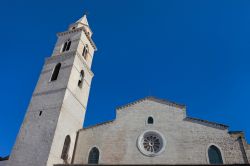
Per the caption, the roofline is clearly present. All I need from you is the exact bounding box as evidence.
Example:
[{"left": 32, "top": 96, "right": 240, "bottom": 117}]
[
  {"left": 116, "top": 96, "right": 186, "bottom": 110},
  {"left": 184, "top": 117, "right": 229, "bottom": 130},
  {"left": 80, "top": 116, "right": 229, "bottom": 131},
  {"left": 228, "top": 131, "right": 243, "bottom": 134},
  {"left": 80, "top": 120, "right": 114, "bottom": 131},
  {"left": 80, "top": 97, "right": 230, "bottom": 132}
]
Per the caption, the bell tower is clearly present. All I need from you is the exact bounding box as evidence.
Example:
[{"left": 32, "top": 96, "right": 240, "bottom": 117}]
[{"left": 8, "top": 14, "right": 97, "bottom": 166}]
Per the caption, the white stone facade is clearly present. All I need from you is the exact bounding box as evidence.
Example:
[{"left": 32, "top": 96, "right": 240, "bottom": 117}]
[{"left": 72, "top": 97, "right": 250, "bottom": 165}]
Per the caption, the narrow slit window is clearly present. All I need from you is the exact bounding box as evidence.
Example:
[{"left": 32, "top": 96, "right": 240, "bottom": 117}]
[
  {"left": 66, "top": 41, "right": 71, "bottom": 51},
  {"left": 62, "top": 42, "right": 67, "bottom": 52},
  {"left": 51, "top": 63, "right": 61, "bottom": 81},
  {"left": 78, "top": 70, "right": 84, "bottom": 88},
  {"left": 39, "top": 111, "right": 43, "bottom": 116},
  {"left": 147, "top": 116, "right": 154, "bottom": 124},
  {"left": 61, "top": 135, "right": 71, "bottom": 162},
  {"left": 82, "top": 44, "right": 89, "bottom": 60}
]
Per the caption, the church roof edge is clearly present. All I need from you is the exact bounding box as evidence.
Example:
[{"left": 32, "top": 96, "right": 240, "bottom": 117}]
[
  {"left": 80, "top": 120, "right": 115, "bottom": 131},
  {"left": 184, "top": 117, "right": 229, "bottom": 129},
  {"left": 116, "top": 96, "right": 186, "bottom": 110},
  {"left": 228, "top": 131, "right": 243, "bottom": 134}
]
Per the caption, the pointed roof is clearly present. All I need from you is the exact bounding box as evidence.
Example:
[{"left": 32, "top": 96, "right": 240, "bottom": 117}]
[
  {"left": 76, "top": 14, "right": 89, "bottom": 26},
  {"left": 116, "top": 96, "right": 186, "bottom": 110}
]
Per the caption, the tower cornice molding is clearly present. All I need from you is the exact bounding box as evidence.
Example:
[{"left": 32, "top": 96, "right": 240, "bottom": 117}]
[{"left": 57, "top": 27, "right": 97, "bottom": 51}]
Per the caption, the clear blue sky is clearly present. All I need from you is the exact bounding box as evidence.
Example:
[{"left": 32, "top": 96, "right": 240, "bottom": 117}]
[{"left": 0, "top": 0, "right": 250, "bottom": 157}]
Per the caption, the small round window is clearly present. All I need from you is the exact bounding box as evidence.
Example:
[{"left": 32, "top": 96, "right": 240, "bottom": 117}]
[{"left": 137, "top": 130, "right": 166, "bottom": 157}]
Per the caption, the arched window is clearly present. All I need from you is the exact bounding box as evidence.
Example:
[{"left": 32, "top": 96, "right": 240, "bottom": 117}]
[
  {"left": 82, "top": 44, "right": 89, "bottom": 60},
  {"left": 61, "top": 135, "right": 71, "bottom": 162},
  {"left": 66, "top": 41, "right": 71, "bottom": 51},
  {"left": 88, "top": 147, "right": 99, "bottom": 164},
  {"left": 62, "top": 40, "right": 71, "bottom": 52},
  {"left": 62, "top": 42, "right": 67, "bottom": 52},
  {"left": 50, "top": 63, "right": 61, "bottom": 81},
  {"left": 147, "top": 116, "right": 154, "bottom": 124},
  {"left": 78, "top": 70, "right": 84, "bottom": 88},
  {"left": 208, "top": 145, "right": 223, "bottom": 164}
]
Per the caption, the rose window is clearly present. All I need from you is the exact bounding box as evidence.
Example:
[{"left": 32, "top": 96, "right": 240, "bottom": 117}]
[
  {"left": 137, "top": 130, "right": 166, "bottom": 156},
  {"left": 143, "top": 133, "right": 161, "bottom": 153}
]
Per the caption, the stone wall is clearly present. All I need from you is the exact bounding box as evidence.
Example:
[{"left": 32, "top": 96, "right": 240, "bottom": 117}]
[
  {"left": 0, "top": 161, "right": 7, "bottom": 166},
  {"left": 72, "top": 98, "right": 249, "bottom": 165}
]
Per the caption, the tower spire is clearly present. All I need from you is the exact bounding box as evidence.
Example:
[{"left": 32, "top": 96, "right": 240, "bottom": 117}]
[
  {"left": 68, "top": 13, "right": 93, "bottom": 36},
  {"left": 76, "top": 13, "right": 89, "bottom": 26}
]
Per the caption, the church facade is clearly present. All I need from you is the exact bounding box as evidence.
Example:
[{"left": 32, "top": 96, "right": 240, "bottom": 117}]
[
  {"left": 4, "top": 15, "right": 250, "bottom": 166},
  {"left": 71, "top": 96, "right": 250, "bottom": 165}
]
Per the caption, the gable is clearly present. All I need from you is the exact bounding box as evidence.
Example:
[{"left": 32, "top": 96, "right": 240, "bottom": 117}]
[
  {"left": 115, "top": 96, "right": 187, "bottom": 125},
  {"left": 116, "top": 96, "right": 186, "bottom": 111},
  {"left": 82, "top": 96, "right": 229, "bottom": 131}
]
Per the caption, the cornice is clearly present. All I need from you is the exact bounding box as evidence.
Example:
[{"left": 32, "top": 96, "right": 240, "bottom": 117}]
[
  {"left": 184, "top": 117, "right": 229, "bottom": 130},
  {"left": 79, "top": 120, "right": 114, "bottom": 131},
  {"left": 57, "top": 27, "right": 97, "bottom": 51},
  {"left": 78, "top": 97, "right": 230, "bottom": 133},
  {"left": 116, "top": 96, "right": 186, "bottom": 110}
]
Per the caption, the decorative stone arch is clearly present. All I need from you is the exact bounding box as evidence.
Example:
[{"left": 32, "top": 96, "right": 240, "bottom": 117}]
[
  {"left": 61, "top": 135, "right": 71, "bottom": 163},
  {"left": 206, "top": 143, "right": 225, "bottom": 164}
]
